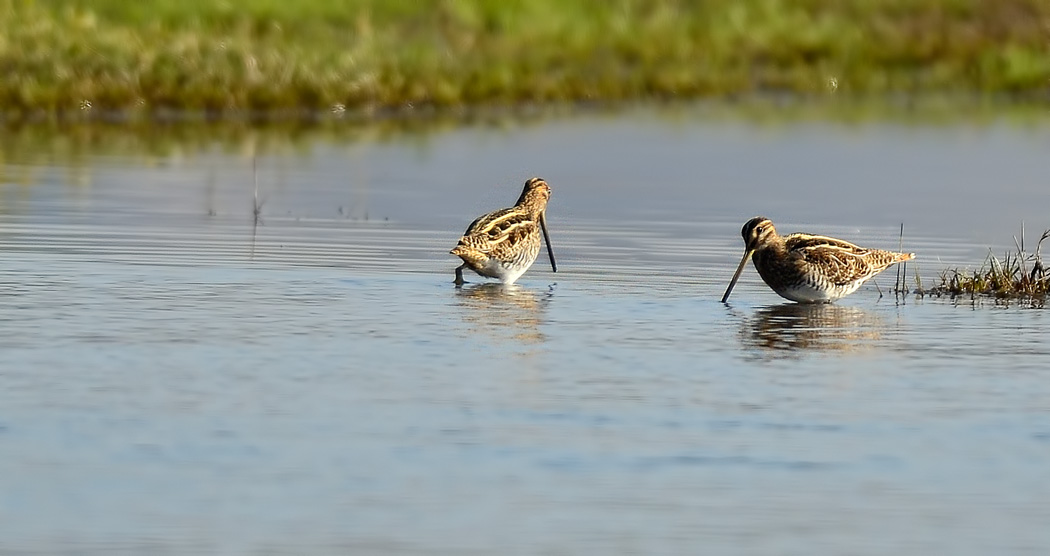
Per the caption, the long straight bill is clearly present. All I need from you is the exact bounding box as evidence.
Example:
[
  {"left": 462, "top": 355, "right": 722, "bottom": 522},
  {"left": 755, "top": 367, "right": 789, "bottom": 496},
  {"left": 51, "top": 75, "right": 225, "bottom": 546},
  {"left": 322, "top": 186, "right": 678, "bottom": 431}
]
[
  {"left": 721, "top": 250, "right": 753, "bottom": 303},
  {"left": 539, "top": 212, "right": 557, "bottom": 272}
]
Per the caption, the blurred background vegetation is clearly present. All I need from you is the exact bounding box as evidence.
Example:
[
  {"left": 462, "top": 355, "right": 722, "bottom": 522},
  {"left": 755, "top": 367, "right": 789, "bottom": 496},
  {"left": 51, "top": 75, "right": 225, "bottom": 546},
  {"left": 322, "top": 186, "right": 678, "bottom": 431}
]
[{"left": 1, "top": 0, "right": 1048, "bottom": 121}]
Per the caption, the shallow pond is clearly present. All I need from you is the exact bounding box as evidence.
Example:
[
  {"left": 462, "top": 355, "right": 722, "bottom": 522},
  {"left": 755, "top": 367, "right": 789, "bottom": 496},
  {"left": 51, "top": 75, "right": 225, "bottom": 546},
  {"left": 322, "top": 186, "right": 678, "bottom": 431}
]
[{"left": 1, "top": 106, "right": 1049, "bottom": 554}]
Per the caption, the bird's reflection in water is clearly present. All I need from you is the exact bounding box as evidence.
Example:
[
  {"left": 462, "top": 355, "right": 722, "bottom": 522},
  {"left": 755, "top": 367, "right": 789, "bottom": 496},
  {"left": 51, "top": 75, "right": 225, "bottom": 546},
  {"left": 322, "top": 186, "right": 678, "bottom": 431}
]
[
  {"left": 454, "top": 283, "right": 550, "bottom": 345},
  {"left": 740, "top": 303, "right": 886, "bottom": 355}
]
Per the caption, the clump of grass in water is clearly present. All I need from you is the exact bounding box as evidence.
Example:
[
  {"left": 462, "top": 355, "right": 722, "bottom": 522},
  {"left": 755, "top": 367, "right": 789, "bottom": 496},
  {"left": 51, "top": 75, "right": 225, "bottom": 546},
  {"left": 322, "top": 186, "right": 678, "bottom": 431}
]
[{"left": 928, "top": 226, "right": 1050, "bottom": 303}]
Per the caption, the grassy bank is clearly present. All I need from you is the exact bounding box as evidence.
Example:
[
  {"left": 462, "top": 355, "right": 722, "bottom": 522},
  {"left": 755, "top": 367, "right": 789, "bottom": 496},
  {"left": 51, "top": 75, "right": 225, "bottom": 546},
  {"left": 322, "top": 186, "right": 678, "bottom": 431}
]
[{"left": 2, "top": 0, "right": 1049, "bottom": 120}]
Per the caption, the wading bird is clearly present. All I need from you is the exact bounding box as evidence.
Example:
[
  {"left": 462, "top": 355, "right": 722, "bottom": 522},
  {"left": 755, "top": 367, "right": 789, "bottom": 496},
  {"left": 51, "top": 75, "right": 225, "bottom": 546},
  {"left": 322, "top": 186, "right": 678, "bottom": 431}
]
[
  {"left": 722, "top": 216, "right": 914, "bottom": 303},
  {"left": 451, "top": 177, "right": 557, "bottom": 285}
]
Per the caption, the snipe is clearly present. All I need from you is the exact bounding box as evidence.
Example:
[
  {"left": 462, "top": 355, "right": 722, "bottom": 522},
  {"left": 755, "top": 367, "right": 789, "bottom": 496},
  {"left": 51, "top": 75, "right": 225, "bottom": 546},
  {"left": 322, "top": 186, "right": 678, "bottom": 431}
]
[
  {"left": 722, "top": 217, "right": 914, "bottom": 303},
  {"left": 451, "top": 177, "right": 557, "bottom": 285}
]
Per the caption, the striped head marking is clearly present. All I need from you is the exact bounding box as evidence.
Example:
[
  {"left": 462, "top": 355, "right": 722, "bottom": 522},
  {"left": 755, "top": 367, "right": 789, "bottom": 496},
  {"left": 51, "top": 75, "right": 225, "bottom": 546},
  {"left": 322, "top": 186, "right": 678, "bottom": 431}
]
[
  {"left": 742, "top": 216, "right": 776, "bottom": 251},
  {"left": 723, "top": 216, "right": 775, "bottom": 303},
  {"left": 515, "top": 177, "right": 551, "bottom": 212}
]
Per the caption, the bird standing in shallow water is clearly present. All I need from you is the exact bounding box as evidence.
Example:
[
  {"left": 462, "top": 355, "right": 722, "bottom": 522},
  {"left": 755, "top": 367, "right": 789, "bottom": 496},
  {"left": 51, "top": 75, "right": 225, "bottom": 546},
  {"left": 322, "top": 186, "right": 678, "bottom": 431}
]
[
  {"left": 451, "top": 177, "right": 557, "bottom": 285},
  {"left": 722, "top": 216, "right": 915, "bottom": 303}
]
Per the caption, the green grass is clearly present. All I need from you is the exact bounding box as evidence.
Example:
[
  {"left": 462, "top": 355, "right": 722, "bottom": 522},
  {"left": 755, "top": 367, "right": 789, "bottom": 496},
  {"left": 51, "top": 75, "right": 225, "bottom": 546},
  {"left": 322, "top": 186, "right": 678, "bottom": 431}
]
[
  {"left": 1, "top": 0, "right": 1049, "bottom": 119},
  {"left": 926, "top": 228, "right": 1050, "bottom": 304}
]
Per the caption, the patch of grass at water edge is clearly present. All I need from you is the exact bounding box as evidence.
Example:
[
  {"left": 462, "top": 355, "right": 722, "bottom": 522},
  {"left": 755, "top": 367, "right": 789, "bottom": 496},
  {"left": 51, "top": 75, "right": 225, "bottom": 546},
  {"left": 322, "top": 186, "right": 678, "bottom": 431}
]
[
  {"left": 2, "top": 0, "right": 1049, "bottom": 120},
  {"left": 925, "top": 228, "right": 1050, "bottom": 303}
]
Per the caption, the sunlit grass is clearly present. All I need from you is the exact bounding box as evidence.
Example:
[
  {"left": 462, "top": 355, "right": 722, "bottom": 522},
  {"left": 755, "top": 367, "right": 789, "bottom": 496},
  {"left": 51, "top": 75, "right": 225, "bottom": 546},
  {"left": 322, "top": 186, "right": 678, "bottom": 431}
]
[
  {"left": 1, "top": 0, "right": 1048, "bottom": 120},
  {"left": 927, "top": 227, "right": 1050, "bottom": 303}
]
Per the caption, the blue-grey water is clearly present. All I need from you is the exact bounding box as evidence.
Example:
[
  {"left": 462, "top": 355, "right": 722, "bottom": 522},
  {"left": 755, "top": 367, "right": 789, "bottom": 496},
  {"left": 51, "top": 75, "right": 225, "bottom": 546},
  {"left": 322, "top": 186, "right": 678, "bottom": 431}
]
[{"left": 1, "top": 107, "right": 1049, "bottom": 554}]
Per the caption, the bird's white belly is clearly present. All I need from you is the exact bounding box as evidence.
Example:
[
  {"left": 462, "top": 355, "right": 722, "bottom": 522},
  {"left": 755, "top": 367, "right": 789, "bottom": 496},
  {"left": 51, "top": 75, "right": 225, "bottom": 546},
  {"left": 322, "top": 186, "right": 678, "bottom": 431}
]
[
  {"left": 775, "top": 281, "right": 863, "bottom": 303},
  {"left": 475, "top": 259, "right": 530, "bottom": 285}
]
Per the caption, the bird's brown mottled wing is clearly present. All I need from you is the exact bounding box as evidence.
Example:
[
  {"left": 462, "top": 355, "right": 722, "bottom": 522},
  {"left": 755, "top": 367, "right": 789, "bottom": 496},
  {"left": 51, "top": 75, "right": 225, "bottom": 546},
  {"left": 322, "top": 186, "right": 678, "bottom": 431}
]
[
  {"left": 457, "top": 208, "right": 538, "bottom": 257},
  {"left": 462, "top": 207, "right": 518, "bottom": 236},
  {"left": 785, "top": 233, "right": 900, "bottom": 285}
]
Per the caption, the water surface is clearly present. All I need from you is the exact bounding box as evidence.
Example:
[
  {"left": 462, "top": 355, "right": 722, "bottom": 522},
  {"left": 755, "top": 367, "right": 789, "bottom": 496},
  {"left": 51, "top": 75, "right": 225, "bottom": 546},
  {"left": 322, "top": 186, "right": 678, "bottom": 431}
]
[{"left": 1, "top": 107, "right": 1049, "bottom": 555}]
